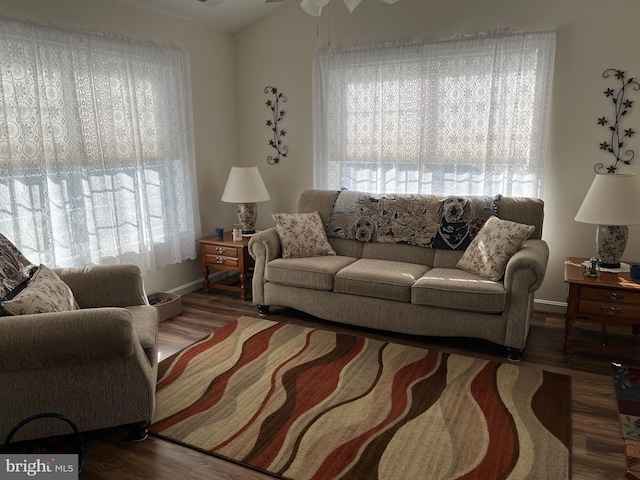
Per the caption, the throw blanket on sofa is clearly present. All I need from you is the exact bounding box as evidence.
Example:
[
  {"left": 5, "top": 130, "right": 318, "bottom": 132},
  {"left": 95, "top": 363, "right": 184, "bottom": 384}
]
[{"left": 326, "top": 191, "right": 500, "bottom": 250}]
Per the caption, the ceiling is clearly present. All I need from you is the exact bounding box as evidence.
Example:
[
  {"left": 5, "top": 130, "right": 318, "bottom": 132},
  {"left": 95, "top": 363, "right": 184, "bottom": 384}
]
[{"left": 114, "top": 0, "right": 285, "bottom": 33}]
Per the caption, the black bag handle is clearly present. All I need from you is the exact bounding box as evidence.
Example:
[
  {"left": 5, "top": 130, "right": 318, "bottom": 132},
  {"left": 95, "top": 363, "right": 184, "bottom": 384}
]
[{"left": 4, "top": 412, "right": 85, "bottom": 474}]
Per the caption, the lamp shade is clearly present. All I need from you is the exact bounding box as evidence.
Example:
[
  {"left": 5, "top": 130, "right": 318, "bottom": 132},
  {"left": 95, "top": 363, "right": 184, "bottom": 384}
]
[
  {"left": 221, "top": 166, "right": 270, "bottom": 204},
  {"left": 575, "top": 173, "right": 640, "bottom": 226}
]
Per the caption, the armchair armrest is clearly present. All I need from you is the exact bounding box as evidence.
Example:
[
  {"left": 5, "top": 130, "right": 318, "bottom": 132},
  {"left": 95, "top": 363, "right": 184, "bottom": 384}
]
[
  {"left": 503, "top": 239, "right": 549, "bottom": 292},
  {"left": 248, "top": 228, "right": 282, "bottom": 305},
  {"left": 54, "top": 264, "right": 148, "bottom": 308},
  {"left": 0, "top": 308, "right": 138, "bottom": 371}
]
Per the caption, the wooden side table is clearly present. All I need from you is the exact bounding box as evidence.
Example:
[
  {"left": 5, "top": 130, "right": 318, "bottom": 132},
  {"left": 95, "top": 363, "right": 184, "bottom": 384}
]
[
  {"left": 564, "top": 256, "right": 640, "bottom": 357},
  {"left": 197, "top": 233, "right": 254, "bottom": 300}
]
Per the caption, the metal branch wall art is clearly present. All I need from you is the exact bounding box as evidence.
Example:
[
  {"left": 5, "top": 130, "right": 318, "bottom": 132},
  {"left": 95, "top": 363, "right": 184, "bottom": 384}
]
[
  {"left": 596, "top": 68, "right": 640, "bottom": 173},
  {"left": 265, "top": 86, "right": 288, "bottom": 165}
]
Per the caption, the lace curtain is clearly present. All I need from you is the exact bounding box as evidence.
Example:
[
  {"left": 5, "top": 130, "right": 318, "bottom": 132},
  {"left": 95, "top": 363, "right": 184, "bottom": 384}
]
[
  {"left": 0, "top": 17, "right": 201, "bottom": 273},
  {"left": 313, "top": 30, "right": 556, "bottom": 198}
]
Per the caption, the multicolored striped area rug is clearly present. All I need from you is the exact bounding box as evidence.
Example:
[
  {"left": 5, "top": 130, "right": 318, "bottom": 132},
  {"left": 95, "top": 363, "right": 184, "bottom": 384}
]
[
  {"left": 612, "top": 363, "right": 640, "bottom": 480},
  {"left": 151, "top": 316, "right": 571, "bottom": 480}
]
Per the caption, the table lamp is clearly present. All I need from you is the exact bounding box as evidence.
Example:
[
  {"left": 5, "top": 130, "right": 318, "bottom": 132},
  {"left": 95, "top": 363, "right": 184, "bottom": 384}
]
[
  {"left": 574, "top": 173, "right": 640, "bottom": 268},
  {"left": 221, "top": 166, "right": 270, "bottom": 235}
]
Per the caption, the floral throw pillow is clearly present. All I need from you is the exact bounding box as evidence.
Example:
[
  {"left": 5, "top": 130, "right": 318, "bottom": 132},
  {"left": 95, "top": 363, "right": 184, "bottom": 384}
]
[
  {"left": 1, "top": 264, "right": 79, "bottom": 315},
  {"left": 272, "top": 212, "right": 337, "bottom": 259},
  {"left": 0, "top": 232, "right": 34, "bottom": 299},
  {"left": 456, "top": 216, "right": 535, "bottom": 281}
]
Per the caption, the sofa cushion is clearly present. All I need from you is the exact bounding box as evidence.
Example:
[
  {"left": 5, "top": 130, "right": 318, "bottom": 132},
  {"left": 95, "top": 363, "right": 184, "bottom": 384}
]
[
  {"left": 412, "top": 268, "right": 506, "bottom": 313},
  {"left": 329, "top": 237, "right": 364, "bottom": 259},
  {"left": 334, "top": 259, "right": 429, "bottom": 302},
  {"left": 1, "top": 265, "right": 79, "bottom": 315},
  {"left": 362, "top": 242, "right": 435, "bottom": 265},
  {"left": 272, "top": 211, "right": 336, "bottom": 259},
  {"left": 266, "top": 256, "right": 358, "bottom": 291},
  {"left": 456, "top": 216, "right": 535, "bottom": 281},
  {"left": 433, "top": 249, "right": 465, "bottom": 269}
]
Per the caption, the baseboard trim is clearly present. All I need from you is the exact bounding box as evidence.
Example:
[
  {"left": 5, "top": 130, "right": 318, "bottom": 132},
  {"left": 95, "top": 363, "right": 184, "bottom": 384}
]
[
  {"left": 534, "top": 299, "right": 567, "bottom": 314},
  {"left": 166, "top": 271, "right": 231, "bottom": 296}
]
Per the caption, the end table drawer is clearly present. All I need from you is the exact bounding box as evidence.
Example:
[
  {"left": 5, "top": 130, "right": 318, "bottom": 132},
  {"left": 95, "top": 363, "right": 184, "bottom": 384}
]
[
  {"left": 581, "top": 286, "right": 640, "bottom": 305},
  {"left": 203, "top": 244, "right": 240, "bottom": 258},
  {"left": 578, "top": 299, "right": 640, "bottom": 319},
  {"left": 204, "top": 254, "right": 239, "bottom": 267}
]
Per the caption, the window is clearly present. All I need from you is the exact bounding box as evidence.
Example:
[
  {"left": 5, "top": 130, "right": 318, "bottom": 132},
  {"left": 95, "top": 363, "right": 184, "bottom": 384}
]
[
  {"left": 313, "top": 30, "right": 556, "bottom": 198},
  {"left": 0, "top": 17, "right": 201, "bottom": 272}
]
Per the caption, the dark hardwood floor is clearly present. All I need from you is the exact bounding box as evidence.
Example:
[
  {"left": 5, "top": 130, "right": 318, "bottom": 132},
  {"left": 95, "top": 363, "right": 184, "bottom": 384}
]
[{"left": 80, "top": 281, "right": 635, "bottom": 479}]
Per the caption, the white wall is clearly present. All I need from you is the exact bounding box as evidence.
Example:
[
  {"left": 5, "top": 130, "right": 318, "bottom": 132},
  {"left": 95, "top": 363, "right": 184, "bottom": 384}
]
[
  {"left": 5, "top": 0, "right": 640, "bottom": 309},
  {"left": 235, "top": 0, "right": 640, "bottom": 311},
  {"left": 0, "top": 0, "right": 240, "bottom": 295}
]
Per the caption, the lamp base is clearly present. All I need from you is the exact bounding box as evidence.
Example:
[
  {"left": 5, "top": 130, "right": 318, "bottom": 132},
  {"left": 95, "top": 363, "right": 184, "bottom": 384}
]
[
  {"left": 596, "top": 224, "right": 628, "bottom": 269},
  {"left": 237, "top": 203, "right": 257, "bottom": 235},
  {"left": 598, "top": 261, "right": 622, "bottom": 269}
]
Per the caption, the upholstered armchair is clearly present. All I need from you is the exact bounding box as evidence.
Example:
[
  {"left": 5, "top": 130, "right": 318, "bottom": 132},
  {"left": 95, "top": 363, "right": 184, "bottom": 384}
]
[{"left": 0, "top": 264, "right": 158, "bottom": 442}]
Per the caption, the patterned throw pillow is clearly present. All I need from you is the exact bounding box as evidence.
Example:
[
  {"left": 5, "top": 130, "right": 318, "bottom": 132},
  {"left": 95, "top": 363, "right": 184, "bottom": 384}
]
[
  {"left": 0, "top": 232, "right": 34, "bottom": 299},
  {"left": 272, "top": 212, "right": 337, "bottom": 259},
  {"left": 456, "top": 216, "right": 535, "bottom": 281},
  {"left": 1, "top": 264, "right": 79, "bottom": 315}
]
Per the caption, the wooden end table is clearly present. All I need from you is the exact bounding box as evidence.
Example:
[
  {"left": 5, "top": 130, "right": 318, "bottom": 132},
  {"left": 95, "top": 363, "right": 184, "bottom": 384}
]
[
  {"left": 197, "top": 233, "right": 254, "bottom": 301},
  {"left": 564, "top": 256, "right": 640, "bottom": 357}
]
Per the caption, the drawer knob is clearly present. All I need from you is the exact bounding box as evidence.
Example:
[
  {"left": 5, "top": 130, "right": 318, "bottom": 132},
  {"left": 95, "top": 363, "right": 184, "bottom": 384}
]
[
  {"left": 601, "top": 305, "right": 623, "bottom": 315},
  {"left": 215, "top": 257, "right": 226, "bottom": 264},
  {"left": 216, "top": 247, "right": 226, "bottom": 254},
  {"left": 602, "top": 291, "right": 624, "bottom": 301}
]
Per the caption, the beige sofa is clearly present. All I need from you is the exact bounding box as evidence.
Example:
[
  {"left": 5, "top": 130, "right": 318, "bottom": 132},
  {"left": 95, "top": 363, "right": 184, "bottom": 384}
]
[
  {"left": 249, "top": 189, "right": 549, "bottom": 361},
  {"left": 0, "top": 264, "right": 158, "bottom": 442}
]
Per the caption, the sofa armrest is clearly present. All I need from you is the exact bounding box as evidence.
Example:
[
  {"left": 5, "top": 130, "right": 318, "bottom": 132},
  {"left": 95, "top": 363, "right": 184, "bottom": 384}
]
[
  {"left": 54, "top": 264, "right": 148, "bottom": 308},
  {"left": 248, "top": 228, "right": 282, "bottom": 263},
  {"left": 248, "top": 228, "right": 282, "bottom": 305},
  {"left": 0, "top": 308, "right": 137, "bottom": 371},
  {"left": 503, "top": 239, "right": 549, "bottom": 292}
]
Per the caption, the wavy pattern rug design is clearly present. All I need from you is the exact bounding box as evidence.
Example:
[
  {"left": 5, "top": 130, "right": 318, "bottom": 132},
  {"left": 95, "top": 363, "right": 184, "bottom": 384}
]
[
  {"left": 612, "top": 363, "right": 640, "bottom": 480},
  {"left": 151, "top": 316, "right": 571, "bottom": 480}
]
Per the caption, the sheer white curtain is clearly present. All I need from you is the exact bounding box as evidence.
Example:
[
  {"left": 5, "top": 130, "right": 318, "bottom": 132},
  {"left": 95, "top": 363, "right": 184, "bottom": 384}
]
[
  {"left": 0, "top": 17, "right": 201, "bottom": 273},
  {"left": 313, "top": 29, "right": 556, "bottom": 198}
]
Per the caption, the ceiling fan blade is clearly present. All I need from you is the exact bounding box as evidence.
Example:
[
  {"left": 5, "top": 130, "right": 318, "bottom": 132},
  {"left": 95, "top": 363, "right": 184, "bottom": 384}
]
[
  {"left": 342, "top": 0, "right": 363, "bottom": 13},
  {"left": 379, "top": 0, "right": 401, "bottom": 3},
  {"left": 265, "top": 0, "right": 286, "bottom": 3}
]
